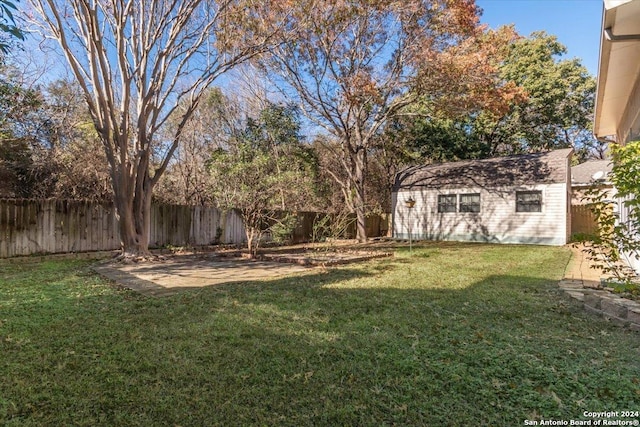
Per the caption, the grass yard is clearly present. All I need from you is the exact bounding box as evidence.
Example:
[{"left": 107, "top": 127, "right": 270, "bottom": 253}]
[{"left": 1, "top": 243, "right": 640, "bottom": 426}]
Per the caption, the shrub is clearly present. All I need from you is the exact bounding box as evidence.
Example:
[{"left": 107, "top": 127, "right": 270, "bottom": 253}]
[{"left": 583, "top": 141, "right": 640, "bottom": 283}]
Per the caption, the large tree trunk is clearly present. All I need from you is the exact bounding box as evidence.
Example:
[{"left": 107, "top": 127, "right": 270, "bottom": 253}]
[
  {"left": 353, "top": 190, "right": 367, "bottom": 243},
  {"left": 110, "top": 145, "right": 155, "bottom": 259},
  {"left": 115, "top": 196, "right": 152, "bottom": 258},
  {"left": 31, "top": 0, "right": 284, "bottom": 261},
  {"left": 352, "top": 146, "right": 368, "bottom": 243}
]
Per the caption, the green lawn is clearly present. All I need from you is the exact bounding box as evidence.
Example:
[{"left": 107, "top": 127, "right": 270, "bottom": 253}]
[{"left": 1, "top": 243, "right": 639, "bottom": 426}]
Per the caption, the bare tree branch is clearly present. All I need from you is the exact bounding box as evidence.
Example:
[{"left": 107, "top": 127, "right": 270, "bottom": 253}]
[{"left": 27, "top": 0, "right": 288, "bottom": 256}]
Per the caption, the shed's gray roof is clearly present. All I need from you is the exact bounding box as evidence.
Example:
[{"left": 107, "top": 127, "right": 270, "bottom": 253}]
[
  {"left": 571, "top": 160, "right": 612, "bottom": 185},
  {"left": 394, "top": 148, "right": 573, "bottom": 191}
]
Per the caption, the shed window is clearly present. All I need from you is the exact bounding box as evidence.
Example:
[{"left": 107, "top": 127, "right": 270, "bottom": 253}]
[
  {"left": 437, "top": 195, "right": 457, "bottom": 213},
  {"left": 459, "top": 193, "right": 480, "bottom": 213},
  {"left": 516, "top": 191, "right": 542, "bottom": 212}
]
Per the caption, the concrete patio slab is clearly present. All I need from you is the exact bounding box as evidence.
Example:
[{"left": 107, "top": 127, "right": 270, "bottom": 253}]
[{"left": 93, "top": 255, "right": 315, "bottom": 297}]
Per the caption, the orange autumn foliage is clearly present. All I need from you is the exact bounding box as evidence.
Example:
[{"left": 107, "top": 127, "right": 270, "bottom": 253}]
[{"left": 232, "top": 0, "right": 525, "bottom": 241}]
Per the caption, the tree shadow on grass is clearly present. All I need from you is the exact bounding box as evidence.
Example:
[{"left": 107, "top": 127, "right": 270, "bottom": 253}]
[
  {"left": 162, "top": 273, "right": 640, "bottom": 425},
  {"left": 2, "top": 255, "right": 640, "bottom": 426}
]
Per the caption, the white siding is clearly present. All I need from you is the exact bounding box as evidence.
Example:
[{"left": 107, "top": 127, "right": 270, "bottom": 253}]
[
  {"left": 393, "top": 183, "right": 569, "bottom": 246},
  {"left": 616, "top": 194, "right": 640, "bottom": 274},
  {"left": 619, "top": 73, "right": 640, "bottom": 274}
]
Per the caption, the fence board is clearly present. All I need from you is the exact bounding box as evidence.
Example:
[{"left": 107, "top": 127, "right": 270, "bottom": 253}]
[
  {"left": 0, "top": 199, "right": 245, "bottom": 257},
  {"left": 571, "top": 204, "right": 597, "bottom": 236},
  {"left": 55, "top": 200, "right": 63, "bottom": 253},
  {"left": 0, "top": 202, "right": 6, "bottom": 257},
  {"left": 192, "top": 205, "right": 201, "bottom": 245},
  {"left": 0, "top": 199, "right": 387, "bottom": 258},
  {"left": 8, "top": 202, "right": 15, "bottom": 257}
]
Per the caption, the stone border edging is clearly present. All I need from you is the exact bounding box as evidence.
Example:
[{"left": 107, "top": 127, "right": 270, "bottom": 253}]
[
  {"left": 216, "top": 250, "right": 393, "bottom": 266},
  {"left": 259, "top": 251, "right": 393, "bottom": 266},
  {"left": 559, "top": 279, "right": 640, "bottom": 331},
  {"left": 0, "top": 245, "right": 233, "bottom": 264},
  {"left": 0, "top": 250, "right": 121, "bottom": 264}
]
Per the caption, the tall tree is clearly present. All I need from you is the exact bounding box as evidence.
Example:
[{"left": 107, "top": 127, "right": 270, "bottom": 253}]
[
  {"left": 378, "top": 31, "right": 598, "bottom": 184},
  {"left": 209, "top": 102, "right": 318, "bottom": 257},
  {"left": 259, "top": 0, "right": 518, "bottom": 241},
  {"left": 45, "top": 78, "right": 113, "bottom": 201},
  {"left": 0, "top": 64, "right": 57, "bottom": 197},
  {"left": 28, "top": 0, "right": 287, "bottom": 258},
  {"left": 155, "top": 87, "right": 242, "bottom": 206},
  {"left": 477, "top": 31, "right": 597, "bottom": 155}
]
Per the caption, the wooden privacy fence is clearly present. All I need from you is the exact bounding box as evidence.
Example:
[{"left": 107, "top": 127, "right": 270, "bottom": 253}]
[
  {"left": 571, "top": 204, "right": 598, "bottom": 236},
  {"left": 0, "top": 199, "right": 245, "bottom": 258},
  {"left": 287, "top": 212, "right": 389, "bottom": 243},
  {"left": 0, "top": 199, "right": 389, "bottom": 258}
]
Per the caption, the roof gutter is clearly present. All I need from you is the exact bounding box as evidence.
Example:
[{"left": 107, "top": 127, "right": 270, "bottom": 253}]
[
  {"left": 597, "top": 136, "right": 617, "bottom": 144},
  {"left": 594, "top": 0, "right": 640, "bottom": 139},
  {"left": 604, "top": 27, "right": 640, "bottom": 42}
]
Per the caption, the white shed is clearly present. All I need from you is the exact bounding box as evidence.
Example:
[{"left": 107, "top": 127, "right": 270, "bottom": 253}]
[{"left": 392, "top": 148, "right": 573, "bottom": 246}]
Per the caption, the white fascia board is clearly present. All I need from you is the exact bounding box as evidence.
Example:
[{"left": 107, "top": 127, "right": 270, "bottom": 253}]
[
  {"left": 605, "top": 0, "right": 634, "bottom": 9},
  {"left": 595, "top": 0, "right": 640, "bottom": 139}
]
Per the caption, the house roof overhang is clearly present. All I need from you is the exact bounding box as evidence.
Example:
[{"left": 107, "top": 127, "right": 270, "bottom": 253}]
[{"left": 594, "top": 0, "right": 640, "bottom": 140}]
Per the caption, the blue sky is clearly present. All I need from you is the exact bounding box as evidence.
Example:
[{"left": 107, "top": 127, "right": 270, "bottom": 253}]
[{"left": 477, "top": 0, "right": 603, "bottom": 76}]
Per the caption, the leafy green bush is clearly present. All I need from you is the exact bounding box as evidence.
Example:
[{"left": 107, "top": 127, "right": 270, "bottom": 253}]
[
  {"left": 583, "top": 141, "right": 640, "bottom": 284},
  {"left": 269, "top": 213, "right": 298, "bottom": 244},
  {"left": 570, "top": 232, "right": 597, "bottom": 243}
]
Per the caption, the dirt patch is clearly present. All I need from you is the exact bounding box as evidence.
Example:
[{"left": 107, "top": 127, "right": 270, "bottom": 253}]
[
  {"left": 93, "top": 254, "right": 314, "bottom": 297},
  {"left": 216, "top": 240, "right": 395, "bottom": 266},
  {"left": 257, "top": 249, "right": 392, "bottom": 266},
  {"left": 92, "top": 242, "right": 395, "bottom": 296}
]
